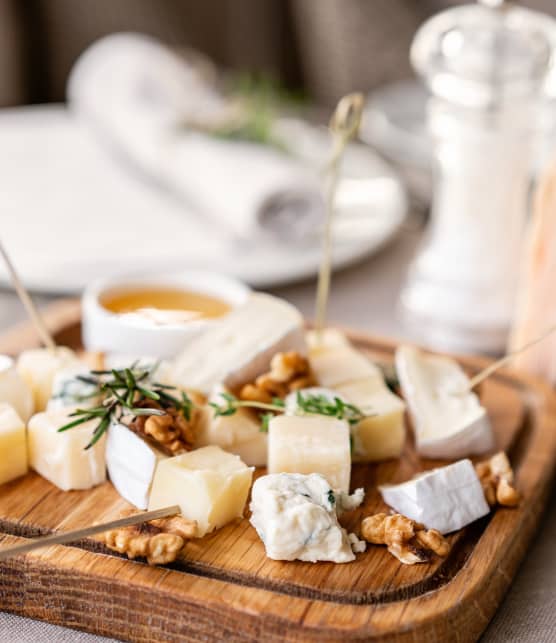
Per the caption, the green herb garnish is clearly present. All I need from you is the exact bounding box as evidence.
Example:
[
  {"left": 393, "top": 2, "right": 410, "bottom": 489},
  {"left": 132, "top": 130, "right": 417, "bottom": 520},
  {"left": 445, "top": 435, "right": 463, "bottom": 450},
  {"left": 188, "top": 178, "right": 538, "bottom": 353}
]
[{"left": 327, "top": 489, "right": 336, "bottom": 506}]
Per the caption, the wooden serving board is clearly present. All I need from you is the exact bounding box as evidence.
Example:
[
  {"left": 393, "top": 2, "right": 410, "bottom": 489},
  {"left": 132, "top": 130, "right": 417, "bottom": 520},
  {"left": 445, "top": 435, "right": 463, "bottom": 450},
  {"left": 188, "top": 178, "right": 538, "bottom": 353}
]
[{"left": 0, "top": 299, "right": 555, "bottom": 642}]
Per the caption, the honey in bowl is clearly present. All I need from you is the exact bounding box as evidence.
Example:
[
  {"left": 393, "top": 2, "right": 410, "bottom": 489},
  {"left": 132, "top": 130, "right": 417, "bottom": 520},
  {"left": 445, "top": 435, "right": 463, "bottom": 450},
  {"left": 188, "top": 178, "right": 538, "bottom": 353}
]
[{"left": 100, "top": 287, "right": 231, "bottom": 323}]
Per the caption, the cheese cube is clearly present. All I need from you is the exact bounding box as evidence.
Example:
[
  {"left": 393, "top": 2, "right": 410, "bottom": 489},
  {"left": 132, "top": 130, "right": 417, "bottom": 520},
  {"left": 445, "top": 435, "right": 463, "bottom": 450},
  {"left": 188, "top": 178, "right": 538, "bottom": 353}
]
[
  {"left": 148, "top": 446, "right": 253, "bottom": 536},
  {"left": 17, "top": 347, "right": 82, "bottom": 411},
  {"left": 106, "top": 422, "right": 167, "bottom": 509},
  {"left": 0, "top": 355, "right": 34, "bottom": 421},
  {"left": 47, "top": 364, "right": 100, "bottom": 411},
  {"left": 336, "top": 379, "right": 406, "bottom": 462},
  {"left": 0, "top": 403, "right": 28, "bottom": 484},
  {"left": 27, "top": 409, "right": 107, "bottom": 490},
  {"left": 171, "top": 294, "right": 306, "bottom": 393},
  {"left": 268, "top": 415, "right": 351, "bottom": 492}
]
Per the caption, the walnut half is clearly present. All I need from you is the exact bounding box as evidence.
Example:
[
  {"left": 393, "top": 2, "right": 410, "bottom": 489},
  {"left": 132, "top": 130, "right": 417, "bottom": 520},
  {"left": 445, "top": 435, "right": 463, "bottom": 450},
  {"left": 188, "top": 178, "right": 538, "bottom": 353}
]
[
  {"left": 475, "top": 452, "right": 520, "bottom": 508},
  {"left": 98, "top": 513, "right": 197, "bottom": 565},
  {"left": 361, "top": 513, "right": 450, "bottom": 565}
]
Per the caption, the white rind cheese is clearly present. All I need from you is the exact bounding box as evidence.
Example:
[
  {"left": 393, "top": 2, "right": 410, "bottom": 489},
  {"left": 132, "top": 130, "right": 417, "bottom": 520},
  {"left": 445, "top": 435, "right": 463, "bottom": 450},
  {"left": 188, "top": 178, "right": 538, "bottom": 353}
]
[
  {"left": 27, "top": 408, "right": 107, "bottom": 491},
  {"left": 379, "top": 459, "right": 490, "bottom": 534},
  {"left": 148, "top": 446, "right": 253, "bottom": 537},
  {"left": 395, "top": 345, "right": 495, "bottom": 459},
  {"left": 106, "top": 422, "right": 167, "bottom": 509},
  {"left": 0, "top": 355, "right": 34, "bottom": 422},
  {"left": 249, "top": 473, "right": 365, "bottom": 563},
  {"left": 268, "top": 414, "right": 351, "bottom": 492},
  {"left": 171, "top": 293, "right": 306, "bottom": 393},
  {"left": 0, "top": 403, "right": 28, "bottom": 484}
]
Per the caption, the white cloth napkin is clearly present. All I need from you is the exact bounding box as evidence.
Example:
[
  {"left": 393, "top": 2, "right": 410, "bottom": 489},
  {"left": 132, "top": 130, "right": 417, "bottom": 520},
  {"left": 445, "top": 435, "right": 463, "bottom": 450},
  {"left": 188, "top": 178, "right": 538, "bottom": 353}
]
[{"left": 67, "top": 33, "right": 324, "bottom": 241}]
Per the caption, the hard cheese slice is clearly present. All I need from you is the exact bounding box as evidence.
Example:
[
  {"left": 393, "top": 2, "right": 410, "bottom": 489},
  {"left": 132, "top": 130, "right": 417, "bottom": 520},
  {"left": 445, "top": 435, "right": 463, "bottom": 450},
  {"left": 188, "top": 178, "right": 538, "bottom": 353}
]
[
  {"left": 171, "top": 293, "right": 306, "bottom": 393},
  {"left": 0, "top": 403, "right": 28, "bottom": 484},
  {"left": 27, "top": 408, "right": 106, "bottom": 491},
  {"left": 148, "top": 445, "right": 253, "bottom": 537},
  {"left": 106, "top": 422, "right": 167, "bottom": 509},
  {"left": 395, "top": 344, "right": 495, "bottom": 459},
  {"left": 0, "top": 355, "right": 34, "bottom": 422},
  {"left": 267, "top": 414, "right": 351, "bottom": 492},
  {"left": 380, "top": 459, "right": 490, "bottom": 534}
]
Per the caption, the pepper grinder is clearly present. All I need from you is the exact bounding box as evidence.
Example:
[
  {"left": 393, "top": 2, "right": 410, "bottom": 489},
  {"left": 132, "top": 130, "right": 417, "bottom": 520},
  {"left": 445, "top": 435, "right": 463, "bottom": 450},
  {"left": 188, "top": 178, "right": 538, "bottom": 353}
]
[{"left": 401, "top": 0, "right": 556, "bottom": 354}]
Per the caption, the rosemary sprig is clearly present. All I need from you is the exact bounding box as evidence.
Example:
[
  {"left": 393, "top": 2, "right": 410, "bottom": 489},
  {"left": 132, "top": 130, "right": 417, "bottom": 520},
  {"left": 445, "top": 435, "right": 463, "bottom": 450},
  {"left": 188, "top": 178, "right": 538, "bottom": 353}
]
[{"left": 57, "top": 365, "right": 193, "bottom": 450}]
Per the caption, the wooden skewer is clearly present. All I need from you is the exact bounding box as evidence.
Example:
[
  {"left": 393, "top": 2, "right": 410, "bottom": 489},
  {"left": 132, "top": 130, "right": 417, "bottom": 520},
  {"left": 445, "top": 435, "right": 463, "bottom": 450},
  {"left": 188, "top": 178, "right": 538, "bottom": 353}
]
[
  {"left": 0, "top": 504, "right": 181, "bottom": 560},
  {"left": 0, "top": 239, "right": 56, "bottom": 352},
  {"left": 314, "top": 93, "right": 365, "bottom": 337}
]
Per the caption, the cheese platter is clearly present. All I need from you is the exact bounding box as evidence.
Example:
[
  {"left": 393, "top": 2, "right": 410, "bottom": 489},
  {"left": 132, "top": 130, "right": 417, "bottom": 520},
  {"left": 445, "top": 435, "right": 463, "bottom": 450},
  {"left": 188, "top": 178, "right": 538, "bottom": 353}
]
[{"left": 0, "top": 298, "right": 554, "bottom": 642}]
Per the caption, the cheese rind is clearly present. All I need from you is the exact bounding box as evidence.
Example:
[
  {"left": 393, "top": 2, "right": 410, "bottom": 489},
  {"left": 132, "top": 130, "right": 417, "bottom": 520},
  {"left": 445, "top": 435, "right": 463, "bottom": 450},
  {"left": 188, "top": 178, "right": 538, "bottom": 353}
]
[
  {"left": 249, "top": 472, "right": 365, "bottom": 563},
  {"left": 106, "top": 422, "right": 167, "bottom": 509},
  {"left": 267, "top": 414, "right": 351, "bottom": 492},
  {"left": 17, "top": 347, "right": 82, "bottom": 412},
  {"left": 395, "top": 345, "right": 495, "bottom": 458},
  {"left": 0, "top": 403, "right": 28, "bottom": 484},
  {"left": 379, "top": 459, "right": 490, "bottom": 534},
  {"left": 148, "top": 446, "right": 253, "bottom": 536},
  {"left": 171, "top": 294, "right": 306, "bottom": 393},
  {"left": 0, "top": 355, "right": 34, "bottom": 422},
  {"left": 27, "top": 408, "right": 107, "bottom": 491}
]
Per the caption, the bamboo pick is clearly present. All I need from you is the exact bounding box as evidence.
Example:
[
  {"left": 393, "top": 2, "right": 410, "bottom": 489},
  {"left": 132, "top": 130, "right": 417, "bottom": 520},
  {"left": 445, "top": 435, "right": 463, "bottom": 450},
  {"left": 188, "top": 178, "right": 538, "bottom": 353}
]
[
  {"left": 0, "top": 239, "right": 56, "bottom": 352},
  {"left": 0, "top": 504, "right": 181, "bottom": 560},
  {"left": 314, "top": 93, "right": 365, "bottom": 337}
]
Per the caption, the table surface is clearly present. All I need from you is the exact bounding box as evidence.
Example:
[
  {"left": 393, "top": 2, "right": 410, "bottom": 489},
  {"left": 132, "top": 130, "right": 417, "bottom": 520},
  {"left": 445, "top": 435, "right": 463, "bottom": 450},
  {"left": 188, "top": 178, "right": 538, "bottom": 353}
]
[{"left": 0, "top": 226, "right": 554, "bottom": 642}]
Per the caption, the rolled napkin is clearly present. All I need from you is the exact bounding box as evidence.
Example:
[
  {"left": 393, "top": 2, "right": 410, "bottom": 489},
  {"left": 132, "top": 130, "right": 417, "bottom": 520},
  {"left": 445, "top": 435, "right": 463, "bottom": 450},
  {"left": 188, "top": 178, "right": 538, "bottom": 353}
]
[{"left": 67, "top": 33, "right": 324, "bottom": 241}]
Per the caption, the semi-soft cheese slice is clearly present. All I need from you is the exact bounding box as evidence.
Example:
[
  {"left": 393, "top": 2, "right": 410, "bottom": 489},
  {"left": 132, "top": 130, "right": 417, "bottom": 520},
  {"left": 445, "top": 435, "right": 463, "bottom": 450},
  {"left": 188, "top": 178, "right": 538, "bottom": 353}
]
[
  {"left": 17, "top": 347, "right": 82, "bottom": 412},
  {"left": 0, "top": 355, "right": 34, "bottom": 422},
  {"left": 171, "top": 293, "right": 306, "bottom": 393},
  {"left": 28, "top": 408, "right": 107, "bottom": 491},
  {"left": 106, "top": 422, "right": 167, "bottom": 509},
  {"left": 395, "top": 345, "right": 495, "bottom": 459},
  {"left": 0, "top": 403, "right": 28, "bottom": 484},
  {"left": 250, "top": 472, "right": 365, "bottom": 563},
  {"left": 267, "top": 414, "right": 351, "bottom": 492},
  {"left": 148, "top": 446, "right": 253, "bottom": 537},
  {"left": 380, "top": 459, "right": 490, "bottom": 534}
]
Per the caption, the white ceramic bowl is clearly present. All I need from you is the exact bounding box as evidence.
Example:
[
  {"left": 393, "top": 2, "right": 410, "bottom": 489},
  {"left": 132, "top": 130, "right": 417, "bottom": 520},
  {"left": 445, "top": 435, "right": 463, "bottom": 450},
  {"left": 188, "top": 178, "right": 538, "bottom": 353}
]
[{"left": 82, "top": 271, "right": 251, "bottom": 360}]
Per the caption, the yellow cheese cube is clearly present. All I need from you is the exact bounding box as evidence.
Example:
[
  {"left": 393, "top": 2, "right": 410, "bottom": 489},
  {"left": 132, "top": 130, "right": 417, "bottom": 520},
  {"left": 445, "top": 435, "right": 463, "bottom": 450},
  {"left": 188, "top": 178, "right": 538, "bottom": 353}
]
[
  {"left": 0, "top": 403, "right": 28, "bottom": 484},
  {"left": 27, "top": 409, "right": 106, "bottom": 490},
  {"left": 148, "top": 446, "right": 253, "bottom": 537},
  {"left": 268, "top": 415, "right": 351, "bottom": 492}
]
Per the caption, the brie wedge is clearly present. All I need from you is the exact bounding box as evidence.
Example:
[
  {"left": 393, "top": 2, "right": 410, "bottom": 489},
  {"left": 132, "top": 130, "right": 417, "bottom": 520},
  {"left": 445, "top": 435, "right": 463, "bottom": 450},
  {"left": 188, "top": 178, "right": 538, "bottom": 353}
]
[
  {"left": 0, "top": 355, "right": 34, "bottom": 422},
  {"left": 379, "top": 459, "right": 490, "bottom": 534},
  {"left": 171, "top": 293, "right": 306, "bottom": 393},
  {"left": 249, "top": 473, "right": 365, "bottom": 563},
  {"left": 27, "top": 408, "right": 107, "bottom": 491},
  {"left": 0, "top": 403, "right": 28, "bottom": 484},
  {"left": 395, "top": 345, "right": 495, "bottom": 459},
  {"left": 106, "top": 422, "right": 167, "bottom": 509}
]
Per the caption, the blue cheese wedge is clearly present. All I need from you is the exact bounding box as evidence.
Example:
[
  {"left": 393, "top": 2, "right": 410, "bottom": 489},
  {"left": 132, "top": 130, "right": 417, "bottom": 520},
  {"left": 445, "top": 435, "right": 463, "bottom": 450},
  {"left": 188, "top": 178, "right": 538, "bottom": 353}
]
[
  {"left": 171, "top": 294, "right": 306, "bottom": 393},
  {"left": 47, "top": 365, "right": 100, "bottom": 411},
  {"left": 379, "top": 459, "right": 490, "bottom": 534},
  {"left": 0, "top": 355, "right": 34, "bottom": 422},
  {"left": 250, "top": 473, "right": 365, "bottom": 563},
  {"left": 395, "top": 345, "right": 495, "bottom": 459}
]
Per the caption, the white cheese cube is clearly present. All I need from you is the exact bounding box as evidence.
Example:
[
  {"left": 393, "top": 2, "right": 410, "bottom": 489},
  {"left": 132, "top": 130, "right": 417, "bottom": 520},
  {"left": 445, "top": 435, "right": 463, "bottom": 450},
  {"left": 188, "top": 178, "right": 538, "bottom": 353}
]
[
  {"left": 336, "top": 379, "right": 406, "bottom": 462},
  {"left": 250, "top": 472, "right": 365, "bottom": 563},
  {"left": 148, "top": 446, "right": 253, "bottom": 537},
  {"left": 0, "top": 403, "right": 28, "bottom": 484},
  {"left": 0, "top": 355, "right": 34, "bottom": 421},
  {"left": 47, "top": 364, "right": 100, "bottom": 411},
  {"left": 106, "top": 422, "right": 167, "bottom": 509},
  {"left": 379, "top": 459, "right": 490, "bottom": 534},
  {"left": 268, "top": 414, "right": 351, "bottom": 492},
  {"left": 171, "top": 294, "right": 306, "bottom": 393},
  {"left": 27, "top": 408, "right": 106, "bottom": 491},
  {"left": 395, "top": 345, "right": 495, "bottom": 458},
  {"left": 306, "top": 328, "right": 350, "bottom": 350},
  {"left": 17, "top": 347, "right": 82, "bottom": 412}
]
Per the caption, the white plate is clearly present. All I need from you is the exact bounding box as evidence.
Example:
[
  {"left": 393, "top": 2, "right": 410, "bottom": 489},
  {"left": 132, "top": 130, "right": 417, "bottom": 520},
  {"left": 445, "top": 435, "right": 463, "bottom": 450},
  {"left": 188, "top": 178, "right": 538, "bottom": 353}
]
[{"left": 0, "top": 105, "right": 407, "bottom": 293}]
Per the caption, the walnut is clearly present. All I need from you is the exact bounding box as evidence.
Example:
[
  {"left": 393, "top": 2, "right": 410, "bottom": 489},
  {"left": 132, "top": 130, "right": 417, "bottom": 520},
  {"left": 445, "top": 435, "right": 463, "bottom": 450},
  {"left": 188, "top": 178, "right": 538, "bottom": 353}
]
[
  {"left": 475, "top": 452, "right": 520, "bottom": 508},
  {"left": 238, "top": 351, "right": 316, "bottom": 404},
  {"left": 361, "top": 512, "right": 450, "bottom": 565},
  {"left": 98, "top": 513, "right": 197, "bottom": 565}
]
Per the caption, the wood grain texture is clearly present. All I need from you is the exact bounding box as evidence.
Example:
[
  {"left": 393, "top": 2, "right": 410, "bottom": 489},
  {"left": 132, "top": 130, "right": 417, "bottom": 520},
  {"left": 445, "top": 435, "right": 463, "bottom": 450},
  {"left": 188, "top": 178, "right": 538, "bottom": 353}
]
[{"left": 0, "top": 300, "right": 555, "bottom": 642}]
